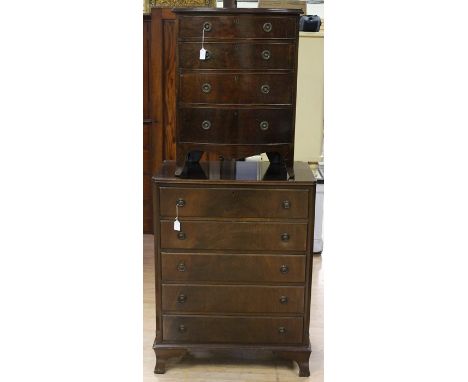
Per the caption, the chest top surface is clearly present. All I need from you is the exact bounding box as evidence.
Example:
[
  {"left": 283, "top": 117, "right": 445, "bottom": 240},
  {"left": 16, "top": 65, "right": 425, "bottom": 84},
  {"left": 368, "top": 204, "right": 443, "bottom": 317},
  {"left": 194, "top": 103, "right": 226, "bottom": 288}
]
[{"left": 153, "top": 160, "right": 315, "bottom": 185}]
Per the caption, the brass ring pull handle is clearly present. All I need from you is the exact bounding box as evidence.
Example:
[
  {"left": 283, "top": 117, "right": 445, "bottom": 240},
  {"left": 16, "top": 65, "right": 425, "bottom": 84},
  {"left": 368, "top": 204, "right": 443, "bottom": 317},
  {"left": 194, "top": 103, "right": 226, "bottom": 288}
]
[
  {"left": 202, "top": 83, "right": 212, "bottom": 93},
  {"left": 281, "top": 233, "right": 290, "bottom": 242},
  {"left": 202, "top": 120, "right": 211, "bottom": 130},
  {"left": 278, "top": 326, "right": 287, "bottom": 334},
  {"left": 259, "top": 121, "right": 269, "bottom": 131},
  {"left": 177, "top": 294, "right": 187, "bottom": 303},
  {"left": 280, "top": 265, "right": 289, "bottom": 274},
  {"left": 279, "top": 296, "right": 288, "bottom": 304},
  {"left": 178, "top": 324, "right": 187, "bottom": 333},
  {"left": 282, "top": 200, "right": 291, "bottom": 209},
  {"left": 263, "top": 22, "right": 272, "bottom": 32},
  {"left": 177, "top": 232, "right": 186, "bottom": 240},
  {"left": 176, "top": 199, "right": 185, "bottom": 207},
  {"left": 177, "top": 262, "right": 186, "bottom": 272},
  {"left": 261, "top": 50, "right": 271, "bottom": 60},
  {"left": 260, "top": 84, "right": 270, "bottom": 94},
  {"left": 203, "top": 22, "right": 212, "bottom": 32}
]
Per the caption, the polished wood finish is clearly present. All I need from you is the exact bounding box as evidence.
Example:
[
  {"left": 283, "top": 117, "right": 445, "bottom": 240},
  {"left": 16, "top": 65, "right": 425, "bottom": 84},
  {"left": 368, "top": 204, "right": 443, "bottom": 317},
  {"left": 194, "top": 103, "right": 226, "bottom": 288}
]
[
  {"left": 160, "top": 186, "right": 308, "bottom": 218},
  {"left": 162, "top": 284, "right": 305, "bottom": 313},
  {"left": 178, "top": 42, "right": 294, "bottom": 70},
  {"left": 179, "top": 72, "right": 294, "bottom": 104},
  {"left": 178, "top": 107, "right": 293, "bottom": 144},
  {"left": 162, "top": 315, "right": 304, "bottom": 344},
  {"left": 161, "top": 253, "right": 306, "bottom": 283},
  {"left": 152, "top": 160, "right": 316, "bottom": 376},
  {"left": 160, "top": 220, "right": 308, "bottom": 251},
  {"left": 177, "top": 12, "right": 298, "bottom": 39},
  {"left": 144, "top": 235, "right": 324, "bottom": 381},
  {"left": 173, "top": 9, "right": 302, "bottom": 177}
]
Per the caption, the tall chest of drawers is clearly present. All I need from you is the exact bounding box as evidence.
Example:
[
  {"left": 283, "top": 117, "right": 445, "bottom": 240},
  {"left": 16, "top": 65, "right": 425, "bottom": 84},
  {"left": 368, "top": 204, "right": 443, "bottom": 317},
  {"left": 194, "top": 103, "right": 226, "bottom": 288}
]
[
  {"left": 152, "top": 160, "right": 316, "bottom": 376},
  {"left": 173, "top": 8, "right": 302, "bottom": 178}
]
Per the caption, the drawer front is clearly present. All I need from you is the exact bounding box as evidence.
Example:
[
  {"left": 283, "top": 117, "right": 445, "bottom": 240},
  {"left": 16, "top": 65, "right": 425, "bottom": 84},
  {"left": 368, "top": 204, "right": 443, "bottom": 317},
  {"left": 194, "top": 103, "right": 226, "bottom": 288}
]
[
  {"left": 161, "top": 253, "right": 306, "bottom": 283},
  {"left": 160, "top": 187, "right": 308, "bottom": 219},
  {"left": 178, "top": 108, "right": 292, "bottom": 144},
  {"left": 160, "top": 221, "right": 308, "bottom": 251},
  {"left": 163, "top": 315, "right": 303, "bottom": 344},
  {"left": 162, "top": 284, "right": 305, "bottom": 314},
  {"left": 179, "top": 42, "right": 294, "bottom": 70},
  {"left": 178, "top": 15, "right": 297, "bottom": 40},
  {"left": 180, "top": 72, "right": 294, "bottom": 105}
]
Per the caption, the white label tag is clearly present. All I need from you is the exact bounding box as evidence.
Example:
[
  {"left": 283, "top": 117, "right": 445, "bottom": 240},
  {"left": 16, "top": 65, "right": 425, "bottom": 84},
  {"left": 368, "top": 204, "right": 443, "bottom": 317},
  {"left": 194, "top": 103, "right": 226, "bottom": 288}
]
[
  {"left": 199, "top": 48, "right": 206, "bottom": 60},
  {"left": 174, "top": 218, "right": 180, "bottom": 231}
]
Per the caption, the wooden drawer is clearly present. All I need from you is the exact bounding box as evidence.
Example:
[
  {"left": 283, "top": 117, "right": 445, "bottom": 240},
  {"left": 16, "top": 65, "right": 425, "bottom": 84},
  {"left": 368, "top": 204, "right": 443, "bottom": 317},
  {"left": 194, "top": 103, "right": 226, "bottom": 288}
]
[
  {"left": 179, "top": 72, "right": 294, "bottom": 105},
  {"left": 163, "top": 315, "right": 303, "bottom": 344},
  {"left": 159, "top": 187, "right": 308, "bottom": 219},
  {"left": 178, "top": 15, "right": 297, "bottom": 40},
  {"left": 161, "top": 253, "right": 306, "bottom": 283},
  {"left": 178, "top": 108, "right": 292, "bottom": 144},
  {"left": 179, "top": 42, "right": 294, "bottom": 70},
  {"left": 160, "top": 220, "right": 308, "bottom": 251},
  {"left": 162, "top": 284, "right": 304, "bottom": 314}
]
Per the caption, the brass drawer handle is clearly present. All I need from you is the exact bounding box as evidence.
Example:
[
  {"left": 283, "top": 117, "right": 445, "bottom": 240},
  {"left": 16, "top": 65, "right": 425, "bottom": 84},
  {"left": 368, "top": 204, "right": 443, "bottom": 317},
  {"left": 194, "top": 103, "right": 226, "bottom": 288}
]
[
  {"left": 178, "top": 324, "right": 187, "bottom": 333},
  {"left": 177, "top": 294, "right": 187, "bottom": 303},
  {"left": 177, "top": 232, "right": 186, "bottom": 240},
  {"left": 203, "top": 21, "right": 212, "bottom": 32},
  {"left": 202, "top": 83, "right": 212, "bottom": 93},
  {"left": 202, "top": 120, "right": 211, "bottom": 130},
  {"left": 278, "top": 326, "right": 286, "bottom": 334},
  {"left": 259, "top": 121, "right": 269, "bottom": 131},
  {"left": 260, "top": 84, "right": 270, "bottom": 94},
  {"left": 280, "top": 265, "right": 289, "bottom": 274},
  {"left": 261, "top": 49, "right": 271, "bottom": 60},
  {"left": 177, "top": 262, "right": 186, "bottom": 272},
  {"left": 279, "top": 296, "right": 288, "bottom": 304},
  {"left": 282, "top": 200, "right": 291, "bottom": 209},
  {"left": 176, "top": 198, "right": 185, "bottom": 207},
  {"left": 263, "top": 22, "right": 272, "bottom": 33},
  {"left": 281, "top": 233, "right": 290, "bottom": 242}
]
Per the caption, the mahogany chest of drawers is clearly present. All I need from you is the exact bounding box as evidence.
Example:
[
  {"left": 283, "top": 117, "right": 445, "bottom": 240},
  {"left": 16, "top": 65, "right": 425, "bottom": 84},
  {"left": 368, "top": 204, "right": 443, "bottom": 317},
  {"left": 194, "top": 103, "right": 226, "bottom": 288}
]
[
  {"left": 152, "top": 160, "right": 316, "bottom": 376},
  {"left": 173, "top": 8, "right": 302, "bottom": 178}
]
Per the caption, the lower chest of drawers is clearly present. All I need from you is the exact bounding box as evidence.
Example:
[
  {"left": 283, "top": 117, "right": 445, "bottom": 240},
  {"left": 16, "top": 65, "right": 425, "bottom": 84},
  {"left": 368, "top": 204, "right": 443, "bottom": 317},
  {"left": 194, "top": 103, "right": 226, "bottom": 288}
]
[
  {"left": 152, "top": 161, "right": 316, "bottom": 375},
  {"left": 153, "top": 161, "right": 315, "bottom": 350}
]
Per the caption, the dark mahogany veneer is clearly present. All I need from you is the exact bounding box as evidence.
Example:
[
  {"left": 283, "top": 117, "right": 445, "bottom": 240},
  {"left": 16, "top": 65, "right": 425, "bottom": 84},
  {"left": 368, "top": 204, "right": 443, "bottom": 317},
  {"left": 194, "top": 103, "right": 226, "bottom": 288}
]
[
  {"left": 173, "top": 8, "right": 302, "bottom": 178},
  {"left": 152, "top": 161, "right": 316, "bottom": 377}
]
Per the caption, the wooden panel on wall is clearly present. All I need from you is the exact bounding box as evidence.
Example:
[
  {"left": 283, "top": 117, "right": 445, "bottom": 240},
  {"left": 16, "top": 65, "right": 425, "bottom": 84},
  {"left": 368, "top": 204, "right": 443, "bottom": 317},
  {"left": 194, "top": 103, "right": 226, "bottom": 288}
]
[
  {"left": 143, "top": 13, "right": 153, "bottom": 234},
  {"left": 162, "top": 20, "right": 176, "bottom": 160}
]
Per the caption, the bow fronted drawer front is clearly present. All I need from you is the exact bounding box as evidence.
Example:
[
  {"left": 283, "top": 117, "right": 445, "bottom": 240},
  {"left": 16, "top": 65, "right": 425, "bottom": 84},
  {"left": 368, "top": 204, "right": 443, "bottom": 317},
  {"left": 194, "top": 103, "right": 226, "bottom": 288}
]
[
  {"left": 177, "top": 15, "right": 297, "bottom": 40},
  {"left": 179, "top": 42, "right": 295, "bottom": 70}
]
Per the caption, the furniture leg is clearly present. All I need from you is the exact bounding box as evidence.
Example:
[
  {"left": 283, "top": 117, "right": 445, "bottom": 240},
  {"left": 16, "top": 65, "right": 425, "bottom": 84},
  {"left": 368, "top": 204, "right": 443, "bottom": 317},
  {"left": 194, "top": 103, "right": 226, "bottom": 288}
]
[
  {"left": 274, "top": 349, "right": 311, "bottom": 377},
  {"left": 154, "top": 348, "right": 188, "bottom": 374}
]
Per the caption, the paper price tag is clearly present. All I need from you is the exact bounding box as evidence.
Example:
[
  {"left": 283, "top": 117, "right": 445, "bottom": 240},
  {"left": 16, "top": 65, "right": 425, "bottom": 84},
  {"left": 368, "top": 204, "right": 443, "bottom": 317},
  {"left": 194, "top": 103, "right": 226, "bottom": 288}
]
[
  {"left": 199, "top": 48, "right": 206, "bottom": 60},
  {"left": 174, "top": 218, "right": 181, "bottom": 231}
]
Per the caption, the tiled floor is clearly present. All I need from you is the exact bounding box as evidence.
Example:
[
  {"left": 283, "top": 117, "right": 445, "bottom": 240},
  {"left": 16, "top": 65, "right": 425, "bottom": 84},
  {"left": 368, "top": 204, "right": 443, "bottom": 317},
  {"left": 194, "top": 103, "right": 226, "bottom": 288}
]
[{"left": 143, "top": 234, "right": 323, "bottom": 381}]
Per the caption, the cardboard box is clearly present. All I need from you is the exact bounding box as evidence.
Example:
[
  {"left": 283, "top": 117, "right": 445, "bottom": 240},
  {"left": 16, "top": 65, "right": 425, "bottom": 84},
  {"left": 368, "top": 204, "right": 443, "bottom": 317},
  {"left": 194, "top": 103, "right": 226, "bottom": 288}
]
[{"left": 258, "top": 0, "right": 307, "bottom": 15}]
